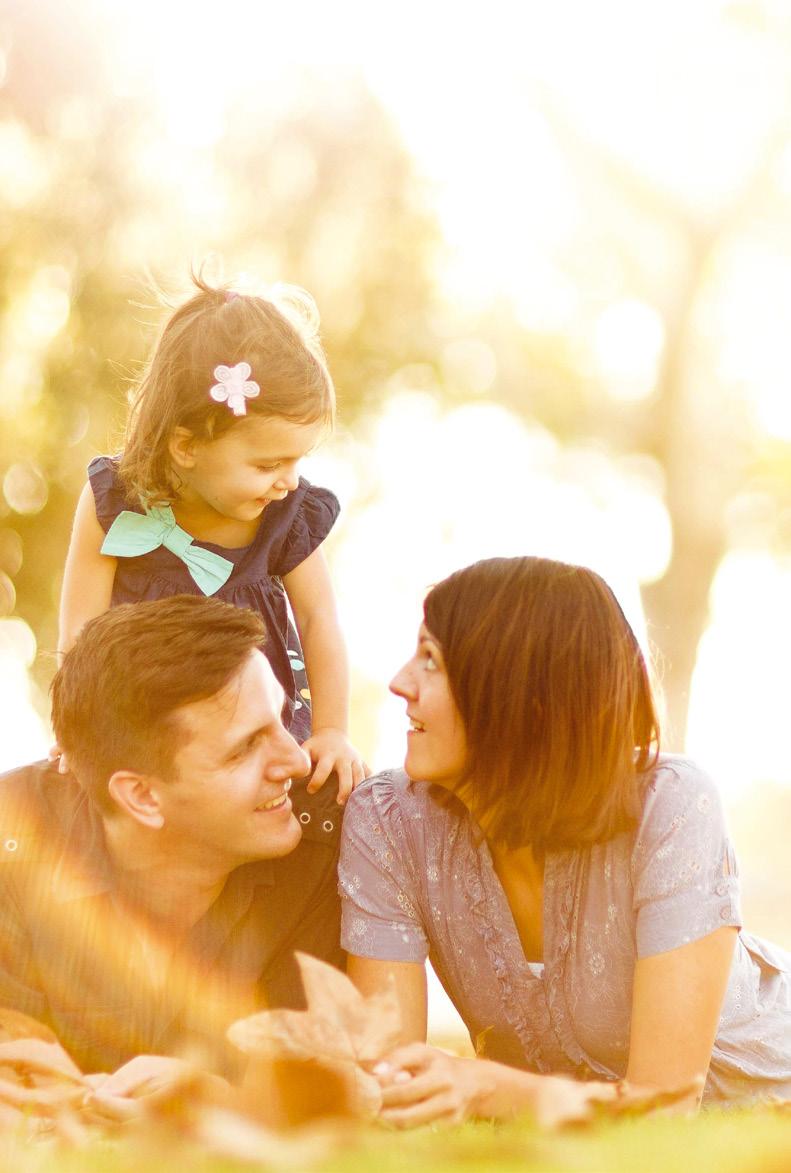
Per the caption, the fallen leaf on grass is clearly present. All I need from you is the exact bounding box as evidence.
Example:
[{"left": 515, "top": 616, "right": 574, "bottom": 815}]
[
  {"left": 605, "top": 1076, "right": 704, "bottom": 1118},
  {"left": 527, "top": 1073, "right": 703, "bottom": 1131},
  {"left": 228, "top": 953, "right": 403, "bottom": 1120},
  {"left": 139, "top": 1064, "right": 347, "bottom": 1166}
]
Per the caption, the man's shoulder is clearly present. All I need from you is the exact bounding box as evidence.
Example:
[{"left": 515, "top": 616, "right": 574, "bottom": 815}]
[
  {"left": 0, "top": 760, "right": 85, "bottom": 865},
  {"left": 288, "top": 775, "right": 344, "bottom": 852}
]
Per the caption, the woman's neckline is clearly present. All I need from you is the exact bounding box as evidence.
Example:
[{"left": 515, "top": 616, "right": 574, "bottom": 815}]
[{"left": 489, "top": 842, "right": 545, "bottom": 965}]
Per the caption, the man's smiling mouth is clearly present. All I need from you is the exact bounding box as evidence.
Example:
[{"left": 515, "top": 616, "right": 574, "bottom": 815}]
[{"left": 255, "top": 779, "right": 292, "bottom": 811}]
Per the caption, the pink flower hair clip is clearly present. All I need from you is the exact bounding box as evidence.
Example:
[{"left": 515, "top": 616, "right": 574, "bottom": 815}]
[{"left": 209, "top": 362, "right": 261, "bottom": 416}]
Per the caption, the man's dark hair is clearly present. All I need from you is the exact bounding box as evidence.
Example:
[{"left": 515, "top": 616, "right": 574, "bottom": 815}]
[{"left": 51, "top": 596, "right": 266, "bottom": 809}]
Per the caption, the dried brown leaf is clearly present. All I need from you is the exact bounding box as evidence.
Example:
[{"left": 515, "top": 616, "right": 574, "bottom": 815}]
[
  {"left": 602, "top": 1076, "right": 704, "bottom": 1118},
  {"left": 228, "top": 955, "right": 403, "bottom": 1123},
  {"left": 295, "top": 953, "right": 403, "bottom": 1063},
  {"left": 181, "top": 1104, "right": 340, "bottom": 1166},
  {"left": 228, "top": 954, "right": 402, "bottom": 1072},
  {"left": 528, "top": 1073, "right": 703, "bottom": 1131},
  {"left": 228, "top": 1007, "right": 356, "bottom": 1065}
]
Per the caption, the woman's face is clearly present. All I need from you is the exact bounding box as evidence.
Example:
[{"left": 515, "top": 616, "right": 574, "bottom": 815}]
[{"left": 389, "top": 624, "right": 468, "bottom": 789}]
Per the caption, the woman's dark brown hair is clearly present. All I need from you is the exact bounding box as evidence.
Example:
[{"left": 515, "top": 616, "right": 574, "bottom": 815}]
[{"left": 423, "top": 557, "right": 660, "bottom": 852}]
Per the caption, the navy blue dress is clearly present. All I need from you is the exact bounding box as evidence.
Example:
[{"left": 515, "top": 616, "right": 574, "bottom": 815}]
[{"left": 88, "top": 456, "right": 340, "bottom": 743}]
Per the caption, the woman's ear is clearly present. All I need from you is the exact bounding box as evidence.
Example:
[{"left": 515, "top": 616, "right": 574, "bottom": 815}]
[
  {"left": 169, "top": 427, "right": 198, "bottom": 471},
  {"left": 107, "top": 771, "right": 165, "bottom": 829}
]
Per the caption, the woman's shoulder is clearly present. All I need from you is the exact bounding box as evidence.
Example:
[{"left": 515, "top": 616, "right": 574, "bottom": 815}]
[
  {"left": 633, "top": 753, "right": 729, "bottom": 856},
  {"left": 346, "top": 767, "right": 431, "bottom": 815},
  {"left": 344, "top": 769, "right": 462, "bottom": 836},
  {"left": 641, "top": 753, "right": 722, "bottom": 808}
]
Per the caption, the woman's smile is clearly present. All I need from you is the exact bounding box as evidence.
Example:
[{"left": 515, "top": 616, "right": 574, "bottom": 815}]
[{"left": 390, "top": 625, "right": 467, "bottom": 789}]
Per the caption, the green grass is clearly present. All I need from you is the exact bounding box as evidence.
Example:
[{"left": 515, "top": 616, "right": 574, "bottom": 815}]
[{"left": 0, "top": 1109, "right": 788, "bottom": 1173}]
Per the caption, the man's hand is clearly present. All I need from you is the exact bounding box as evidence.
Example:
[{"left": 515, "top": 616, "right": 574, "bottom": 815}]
[
  {"left": 301, "top": 727, "right": 369, "bottom": 805},
  {"left": 83, "top": 1055, "right": 229, "bottom": 1122}
]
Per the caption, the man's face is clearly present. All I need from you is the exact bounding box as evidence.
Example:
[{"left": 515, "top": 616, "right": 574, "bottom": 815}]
[{"left": 154, "top": 650, "right": 310, "bottom": 868}]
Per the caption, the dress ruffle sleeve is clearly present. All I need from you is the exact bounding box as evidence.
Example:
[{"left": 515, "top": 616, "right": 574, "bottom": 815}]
[
  {"left": 269, "top": 481, "right": 340, "bottom": 578},
  {"left": 87, "top": 456, "right": 137, "bottom": 533},
  {"left": 631, "top": 757, "right": 742, "bottom": 958},
  {"left": 339, "top": 774, "right": 430, "bottom": 963}
]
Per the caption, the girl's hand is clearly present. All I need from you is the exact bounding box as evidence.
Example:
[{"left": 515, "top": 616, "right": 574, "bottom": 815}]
[{"left": 301, "top": 727, "right": 369, "bottom": 805}]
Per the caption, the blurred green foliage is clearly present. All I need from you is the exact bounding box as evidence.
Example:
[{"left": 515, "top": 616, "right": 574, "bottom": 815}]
[{"left": 0, "top": 3, "right": 440, "bottom": 699}]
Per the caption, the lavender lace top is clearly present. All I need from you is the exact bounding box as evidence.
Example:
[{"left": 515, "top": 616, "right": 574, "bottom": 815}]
[{"left": 339, "top": 756, "right": 791, "bottom": 1105}]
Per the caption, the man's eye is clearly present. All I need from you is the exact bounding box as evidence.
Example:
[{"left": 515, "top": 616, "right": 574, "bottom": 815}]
[{"left": 257, "top": 464, "right": 279, "bottom": 472}]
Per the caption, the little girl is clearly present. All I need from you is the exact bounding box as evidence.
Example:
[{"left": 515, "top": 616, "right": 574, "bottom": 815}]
[{"left": 59, "top": 276, "right": 366, "bottom": 801}]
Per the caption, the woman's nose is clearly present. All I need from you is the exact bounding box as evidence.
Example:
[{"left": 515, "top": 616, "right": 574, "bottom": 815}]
[{"left": 389, "top": 661, "right": 415, "bottom": 699}]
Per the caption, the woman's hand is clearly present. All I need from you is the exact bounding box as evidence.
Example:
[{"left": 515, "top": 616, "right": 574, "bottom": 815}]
[
  {"left": 372, "top": 1043, "right": 624, "bottom": 1129},
  {"left": 373, "top": 1045, "right": 494, "bottom": 1127},
  {"left": 302, "top": 727, "right": 369, "bottom": 805}
]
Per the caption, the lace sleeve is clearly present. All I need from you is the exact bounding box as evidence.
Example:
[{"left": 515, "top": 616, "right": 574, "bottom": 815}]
[
  {"left": 339, "top": 774, "right": 429, "bottom": 963},
  {"left": 632, "top": 757, "right": 742, "bottom": 958}
]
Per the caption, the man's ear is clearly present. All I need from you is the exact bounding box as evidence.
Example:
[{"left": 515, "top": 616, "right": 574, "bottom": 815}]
[
  {"left": 168, "top": 427, "right": 198, "bottom": 471},
  {"left": 107, "top": 770, "right": 165, "bottom": 829}
]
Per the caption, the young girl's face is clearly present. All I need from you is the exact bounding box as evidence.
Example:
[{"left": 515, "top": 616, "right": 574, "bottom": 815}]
[{"left": 177, "top": 415, "right": 324, "bottom": 523}]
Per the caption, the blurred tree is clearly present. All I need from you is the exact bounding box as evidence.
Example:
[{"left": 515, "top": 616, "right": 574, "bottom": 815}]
[
  {"left": 0, "top": 4, "right": 439, "bottom": 703},
  {"left": 546, "top": 100, "right": 791, "bottom": 748},
  {"left": 475, "top": 40, "right": 791, "bottom": 748}
]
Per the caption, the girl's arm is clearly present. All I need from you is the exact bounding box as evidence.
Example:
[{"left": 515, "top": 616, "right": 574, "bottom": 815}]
[
  {"left": 283, "top": 547, "right": 367, "bottom": 801},
  {"left": 59, "top": 481, "right": 117, "bottom": 660},
  {"left": 625, "top": 926, "right": 737, "bottom": 1100},
  {"left": 347, "top": 955, "right": 428, "bottom": 1043}
]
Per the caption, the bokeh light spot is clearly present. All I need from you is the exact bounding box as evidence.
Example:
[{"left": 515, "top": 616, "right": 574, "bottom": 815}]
[{"left": 3, "top": 462, "right": 49, "bottom": 515}]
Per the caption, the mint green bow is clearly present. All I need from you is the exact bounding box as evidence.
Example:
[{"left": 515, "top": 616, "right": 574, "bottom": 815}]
[{"left": 101, "top": 505, "right": 234, "bottom": 596}]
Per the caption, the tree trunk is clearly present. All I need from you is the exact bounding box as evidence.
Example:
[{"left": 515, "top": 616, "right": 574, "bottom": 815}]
[{"left": 641, "top": 528, "right": 724, "bottom": 750}]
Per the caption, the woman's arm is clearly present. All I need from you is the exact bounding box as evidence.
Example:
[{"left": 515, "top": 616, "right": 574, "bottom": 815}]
[
  {"left": 283, "top": 548, "right": 367, "bottom": 800},
  {"left": 58, "top": 481, "right": 117, "bottom": 660},
  {"left": 626, "top": 927, "right": 737, "bottom": 1099},
  {"left": 347, "top": 955, "right": 428, "bottom": 1043}
]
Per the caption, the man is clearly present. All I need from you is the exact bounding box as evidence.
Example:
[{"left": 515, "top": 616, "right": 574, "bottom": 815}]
[{"left": 0, "top": 595, "right": 344, "bottom": 1101}]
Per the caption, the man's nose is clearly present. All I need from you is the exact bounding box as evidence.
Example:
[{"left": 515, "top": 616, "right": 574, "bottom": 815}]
[{"left": 270, "top": 724, "right": 311, "bottom": 778}]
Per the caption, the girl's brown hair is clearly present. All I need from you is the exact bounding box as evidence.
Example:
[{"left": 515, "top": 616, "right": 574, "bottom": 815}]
[
  {"left": 119, "top": 275, "right": 335, "bottom": 505},
  {"left": 423, "top": 557, "right": 660, "bottom": 852}
]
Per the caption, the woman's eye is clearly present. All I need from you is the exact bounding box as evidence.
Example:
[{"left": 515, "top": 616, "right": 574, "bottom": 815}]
[
  {"left": 424, "top": 653, "right": 438, "bottom": 671},
  {"left": 257, "top": 464, "right": 279, "bottom": 473}
]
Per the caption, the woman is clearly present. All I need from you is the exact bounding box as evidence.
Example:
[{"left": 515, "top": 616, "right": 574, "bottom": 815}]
[{"left": 340, "top": 557, "right": 791, "bottom": 1125}]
